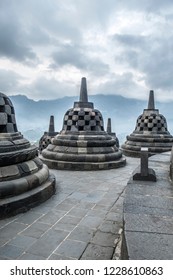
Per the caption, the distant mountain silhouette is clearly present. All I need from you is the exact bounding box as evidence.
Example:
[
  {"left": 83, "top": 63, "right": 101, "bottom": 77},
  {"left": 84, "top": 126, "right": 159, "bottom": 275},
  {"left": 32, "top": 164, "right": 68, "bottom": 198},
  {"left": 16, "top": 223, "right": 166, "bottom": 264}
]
[{"left": 9, "top": 94, "right": 173, "bottom": 143}]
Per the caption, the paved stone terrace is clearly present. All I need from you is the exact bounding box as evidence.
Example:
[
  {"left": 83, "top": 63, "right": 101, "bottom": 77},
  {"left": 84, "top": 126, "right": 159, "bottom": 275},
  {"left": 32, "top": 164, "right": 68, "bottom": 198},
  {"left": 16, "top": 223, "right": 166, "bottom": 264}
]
[
  {"left": 123, "top": 152, "right": 173, "bottom": 259},
  {"left": 0, "top": 157, "right": 139, "bottom": 260}
]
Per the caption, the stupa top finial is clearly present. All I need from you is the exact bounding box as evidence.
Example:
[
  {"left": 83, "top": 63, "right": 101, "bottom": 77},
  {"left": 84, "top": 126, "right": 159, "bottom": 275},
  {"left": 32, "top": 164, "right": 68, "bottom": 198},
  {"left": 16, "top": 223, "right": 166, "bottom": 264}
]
[
  {"left": 74, "top": 77, "right": 93, "bottom": 108},
  {"left": 107, "top": 118, "right": 112, "bottom": 134},
  {"left": 147, "top": 90, "right": 155, "bottom": 110},
  {"left": 48, "top": 115, "right": 55, "bottom": 134},
  {"left": 79, "top": 77, "right": 88, "bottom": 103}
]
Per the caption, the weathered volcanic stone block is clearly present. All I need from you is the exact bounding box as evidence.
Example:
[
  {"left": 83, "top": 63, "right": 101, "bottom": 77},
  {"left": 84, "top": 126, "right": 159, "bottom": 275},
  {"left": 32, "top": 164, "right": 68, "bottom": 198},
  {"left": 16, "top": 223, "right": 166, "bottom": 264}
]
[{"left": 0, "top": 113, "right": 7, "bottom": 125}]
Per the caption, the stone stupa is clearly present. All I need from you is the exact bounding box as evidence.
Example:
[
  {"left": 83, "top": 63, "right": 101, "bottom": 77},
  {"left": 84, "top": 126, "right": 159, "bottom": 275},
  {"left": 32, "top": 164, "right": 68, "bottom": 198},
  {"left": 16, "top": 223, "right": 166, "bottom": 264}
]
[
  {"left": 121, "top": 90, "right": 173, "bottom": 157},
  {"left": 40, "top": 77, "right": 126, "bottom": 170},
  {"left": 106, "top": 118, "right": 119, "bottom": 148},
  {"left": 39, "top": 115, "right": 58, "bottom": 153},
  {"left": 0, "top": 92, "right": 55, "bottom": 219}
]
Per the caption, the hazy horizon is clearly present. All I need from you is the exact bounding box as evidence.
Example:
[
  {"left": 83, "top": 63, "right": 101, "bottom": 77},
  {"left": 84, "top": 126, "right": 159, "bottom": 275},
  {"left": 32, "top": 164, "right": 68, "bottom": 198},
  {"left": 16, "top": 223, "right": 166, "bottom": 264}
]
[{"left": 9, "top": 93, "right": 173, "bottom": 144}]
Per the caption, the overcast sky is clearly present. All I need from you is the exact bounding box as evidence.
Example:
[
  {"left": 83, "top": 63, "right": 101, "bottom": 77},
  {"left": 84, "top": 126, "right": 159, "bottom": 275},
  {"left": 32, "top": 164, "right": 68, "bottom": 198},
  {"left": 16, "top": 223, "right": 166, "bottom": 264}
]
[{"left": 1, "top": 0, "right": 173, "bottom": 101}]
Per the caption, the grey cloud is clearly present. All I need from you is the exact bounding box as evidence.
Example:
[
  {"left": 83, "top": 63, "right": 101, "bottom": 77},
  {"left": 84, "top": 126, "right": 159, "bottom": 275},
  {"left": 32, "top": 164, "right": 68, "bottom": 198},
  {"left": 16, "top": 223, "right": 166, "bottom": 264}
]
[
  {"left": 0, "top": 26, "right": 36, "bottom": 62},
  {"left": 50, "top": 43, "right": 109, "bottom": 76},
  {"left": 97, "top": 72, "right": 145, "bottom": 99},
  {"left": 113, "top": 33, "right": 173, "bottom": 91},
  {"left": 73, "top": 0, "right": 119, "bottom": 26},
  {"left": 113, "top": 34, "right": 147, "bottom": 49},
  {"left": 14, "top": 0, "right": 82, "bottom": 43},
  {"left": 114, "top": 0, "right": 173, "bottom": 13},
  {"left": 88, "top": 59, "right": 110, "bottom": 76},
  {"left": 0, "top": 4, "right": 37, "bottom": 62},
  {"left": 51, "top": 44, "right": 86, "bottom": 69},
  {"left": 141, "top": 41, "right": 173, "bottom": 90},
  {"left": 0, "top": 0, "right": 83, "bottom": 63},
  {"left": 0, "top": 69, "right": 22, "bottom": 93}
]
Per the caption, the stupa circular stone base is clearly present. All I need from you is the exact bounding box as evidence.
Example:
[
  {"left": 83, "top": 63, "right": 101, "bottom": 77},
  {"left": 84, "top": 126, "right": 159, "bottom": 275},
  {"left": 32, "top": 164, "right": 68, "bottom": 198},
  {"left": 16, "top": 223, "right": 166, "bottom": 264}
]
[
  {"left": 40, "top": 156, "right": 126, "bottom": 171},
  {"left": 121, "top": 133, "right": 173, "bottom": 157},
  {"left": 0, "top": 171, "right": 55, "bottom": 219},
  {"left": 41, "top": 131, "right": 126, "bottom": 170},
  {"left": 121, "top": 142, "right": 173, "bottom": 157},
  {"left": 0, "top": 156, "right": 56, "bottom": 219}
]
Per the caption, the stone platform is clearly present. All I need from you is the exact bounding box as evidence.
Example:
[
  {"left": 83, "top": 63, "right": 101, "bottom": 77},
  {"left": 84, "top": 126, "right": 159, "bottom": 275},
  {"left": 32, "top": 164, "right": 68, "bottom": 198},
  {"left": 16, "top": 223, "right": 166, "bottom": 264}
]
[
  {"left": 0, "top": 158, "right": 138, "bottom": 260},
  {"left": 1, "top": 152, "right": 173, "bottom": 260},
  {"left": 123, "top": 152, "right": 173, "bottom": 259}
]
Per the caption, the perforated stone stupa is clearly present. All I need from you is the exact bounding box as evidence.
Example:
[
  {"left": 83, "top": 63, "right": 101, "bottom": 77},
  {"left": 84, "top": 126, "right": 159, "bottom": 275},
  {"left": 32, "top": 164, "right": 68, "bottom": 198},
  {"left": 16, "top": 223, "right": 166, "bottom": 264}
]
[
  {"left": 40, "top": 77, "right": 126, "bottom": 170},
  {"left": 39, "top": 115, "right": 58, "bottom": 153},
  {"left": 106, "top": 118, "right": 119, "bottom": 148},
  {"left": 0, "top": 92, "right": 55, "bottom": 219},
  {"left": 121, "top": 90, "right": 173, "bottom": 157}
]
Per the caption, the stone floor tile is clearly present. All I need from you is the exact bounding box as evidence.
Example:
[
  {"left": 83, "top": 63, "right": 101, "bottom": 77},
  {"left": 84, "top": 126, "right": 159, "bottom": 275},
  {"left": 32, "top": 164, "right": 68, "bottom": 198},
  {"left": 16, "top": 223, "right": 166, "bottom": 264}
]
[
  {"left": 125, "top": 193, "right": 173, "bottom": 210},
  {"left": 0, "top": 238, "right": 9, "bottom": 247},
  {"left": 82, "top": 191, "right": 105, "bottom": 203},
  {"left": 0, "top": 222, "right": 27, "bottom": 239},
  {"left": 87, "top": 209, "right": 108, "bottom": 218},
  {"left": 15, "top": 211, "right": 43, "bottom": 225},
  {"left": 20, "top": 222, "right": 50, "bottom": 238},
  {"left": 0, "top": 255, "right": 10, "bottom": 260},
  {"left": 99, "top": 220, "right": 122, "bottom": 234},
  {"left": 57, "top": 215, "right": 82, "bottom": 225},
  {"left": 68, "top": 192, "right": 88, "bottom": 200},
  {"left": 18, "top": 253, "right": 46, "bottom": 260},
  {"left": 106, "top": 212, "right": 123, "bottom": 222},
  {"left": 90, "top": 231, "right": 117, "bottom": 247},
  {"left": 30, "top": 205, "right": 53, "bottom": 215},
  {"left": 68, "top": 207, "right": 89, "bottom": 218},
  {"left": 48, "top": 254, "right": 76, "bottom": 260},
  {"left": 0, "top": 217, "right": 17, "bottom": 229},
  {"left": 79, "top": 215, "right": 103, "bottom": 229},
  {"left": 55, "top": 202, "right": 75, "bottom": 211},
  {"left": 93, "top": 204, "right": 111, "bottom": 211},
  {"left": 68, "top": 226, "right": 95, "bottom": 242},
  {"left": 7, "top": 235, "right": 36, "bottom": 249},
  {"left": 26, "top": 229, "right": 68, "bottom": 258},
  {"left": 0, "top": 244, "right": 24, "bottom": 259},
  {"left": 124, "top": 203, "right": 173, "bottom": 217},
  {"left": 76, "top": 201, "right": 95, "bottom": 209},
  {"left": 97, "top": 198, "right": 115, "bottom": 207},
  {"left": 125, "top": 213, "right": 173, "bottom": 234},
  {"left": 53, "top": 221, "right": 75, "bottom": 232},
  {"left": 81, "top": 244, "right": 114, "bottom": 260},
  {"left": 55, "top": 239, "right": 87, "bottom": 259},
  {"left": 38, "top": 210, "right": 63, "bottom": 225},
  {"left": 125, "top": 231, "right": 173, "bottom": 260}
]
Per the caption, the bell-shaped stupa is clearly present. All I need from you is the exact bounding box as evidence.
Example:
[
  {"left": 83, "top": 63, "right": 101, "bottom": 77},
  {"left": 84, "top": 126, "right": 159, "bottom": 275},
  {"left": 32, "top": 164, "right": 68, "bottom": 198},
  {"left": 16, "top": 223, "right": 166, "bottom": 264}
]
[
  {"left": 40, "top": 77, "right": 126, "bottom": 170},
  {"left": 106, "top": 118, "right": 119, "bottom": 148},
  {"left": 39, "top": 115, "right": 58, "bottom": 153},
  {"left": 121, "top": 90, "right": 173, "bottom": 157},
  {"left": 0, "top": 92, "right": 55, "bottom": 219}
]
